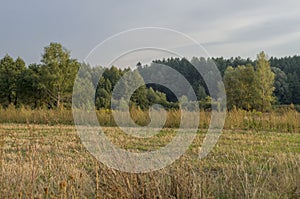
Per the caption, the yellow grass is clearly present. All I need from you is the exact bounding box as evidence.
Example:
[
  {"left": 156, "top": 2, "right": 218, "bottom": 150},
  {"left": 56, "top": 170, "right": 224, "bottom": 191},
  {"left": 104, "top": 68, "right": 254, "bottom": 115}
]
[
  {"left": 0, "top": 107, "right": 298, "bottom": 133},
  {"left": 0, "top": 124, "right": 299, "bottom": 198}
]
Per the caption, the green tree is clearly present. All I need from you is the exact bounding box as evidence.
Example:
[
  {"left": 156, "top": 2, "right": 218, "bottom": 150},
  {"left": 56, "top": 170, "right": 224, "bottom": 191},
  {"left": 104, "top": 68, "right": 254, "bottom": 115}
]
[
  {"left": 196, "top": 85, "right": 207, "bottom": 101},
  {"left": 255, "top": 52, "right": 275, "bottom": 111},
  {"left": 115, "top": 70, "right": 149, "bottom": 109},
  {"left": 95, "top": 88, "right": 111, "bottom": 109},
  {"left": 40, "top": 43, "right": 80, "bottom": 108},
  {"left": 18, "top": 64, "right": 47, "bottom": 108},
  {"left": 287, "top": 72, "right": 300, "bottom": 104},
  {"left": 0, "top": 55, "right": 25, "bottom": 107},
  {"left": 271, "top": 67, "right": 290, "bottom": 104},
  {"left": 71, "top": 62, "right": 96, "bottom": 110},
  {"left": 102, "top": 66, "right": 123, "bottom": 88},
  {"left": 224, "top": 64, "right": 259, "bottom": 110}
]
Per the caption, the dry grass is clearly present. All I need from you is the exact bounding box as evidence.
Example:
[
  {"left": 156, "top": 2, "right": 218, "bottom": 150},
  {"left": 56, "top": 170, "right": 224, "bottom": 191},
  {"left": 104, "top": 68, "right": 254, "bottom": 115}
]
[
  {"left": 0, "top": 123, "right": 299, "bottom": 198},
  {"left": 0, "top": 107, "right": 299, "bottom": 133}
]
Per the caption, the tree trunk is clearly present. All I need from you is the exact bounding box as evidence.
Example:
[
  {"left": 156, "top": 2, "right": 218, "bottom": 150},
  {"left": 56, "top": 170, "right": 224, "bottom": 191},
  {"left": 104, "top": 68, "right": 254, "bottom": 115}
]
[{"left": 57, "top": 92, "right": 60, "bottom": 108}]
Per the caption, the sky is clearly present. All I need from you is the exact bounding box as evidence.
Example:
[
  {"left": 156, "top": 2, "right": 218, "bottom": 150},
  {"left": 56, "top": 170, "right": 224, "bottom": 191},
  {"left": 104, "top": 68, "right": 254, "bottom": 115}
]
[{"left": 1, "top": 0, "right": 300, "bottom": 67}]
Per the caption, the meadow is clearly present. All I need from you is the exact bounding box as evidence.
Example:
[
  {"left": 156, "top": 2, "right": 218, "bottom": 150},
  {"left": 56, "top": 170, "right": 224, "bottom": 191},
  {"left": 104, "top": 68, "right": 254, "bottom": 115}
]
[{"left": 0, "top": 108, "right": 299, "bottom": 198}]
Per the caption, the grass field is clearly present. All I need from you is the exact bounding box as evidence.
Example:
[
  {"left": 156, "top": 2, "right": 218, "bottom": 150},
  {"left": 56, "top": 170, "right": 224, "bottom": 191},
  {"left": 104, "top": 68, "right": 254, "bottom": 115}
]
[{"left": 0, "top": 123, "right": 299, "bottom": 198}]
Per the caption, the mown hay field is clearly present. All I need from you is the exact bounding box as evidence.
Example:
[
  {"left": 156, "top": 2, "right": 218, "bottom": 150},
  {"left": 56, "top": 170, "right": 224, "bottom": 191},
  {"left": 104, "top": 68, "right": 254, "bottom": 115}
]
[{"left": 0, "top": 122, "right": 299, "bottom": 198}]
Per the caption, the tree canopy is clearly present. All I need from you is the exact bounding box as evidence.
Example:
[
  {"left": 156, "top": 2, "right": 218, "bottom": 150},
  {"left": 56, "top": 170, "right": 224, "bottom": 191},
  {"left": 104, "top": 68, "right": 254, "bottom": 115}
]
[{"left": 0, "top": 43, "right": 299, "bottom": 112}]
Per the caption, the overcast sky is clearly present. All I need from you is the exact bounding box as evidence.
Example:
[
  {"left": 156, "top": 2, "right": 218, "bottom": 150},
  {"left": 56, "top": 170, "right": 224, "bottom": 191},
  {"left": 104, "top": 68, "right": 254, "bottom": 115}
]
[{"left": 1, "top": 0, "right": 300, "bottom": 66}]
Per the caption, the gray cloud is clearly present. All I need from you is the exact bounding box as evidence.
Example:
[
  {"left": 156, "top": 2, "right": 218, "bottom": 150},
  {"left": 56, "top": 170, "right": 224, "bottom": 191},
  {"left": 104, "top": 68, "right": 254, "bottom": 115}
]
[{"left": 0, "top": 0, "right": 299, "bottom": 64}]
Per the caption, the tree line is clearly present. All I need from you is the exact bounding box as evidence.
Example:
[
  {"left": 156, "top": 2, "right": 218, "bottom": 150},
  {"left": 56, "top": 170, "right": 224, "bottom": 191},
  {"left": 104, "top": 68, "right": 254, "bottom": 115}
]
[{"left": 0, "top": 42, "right": 299, "bottom": 111}]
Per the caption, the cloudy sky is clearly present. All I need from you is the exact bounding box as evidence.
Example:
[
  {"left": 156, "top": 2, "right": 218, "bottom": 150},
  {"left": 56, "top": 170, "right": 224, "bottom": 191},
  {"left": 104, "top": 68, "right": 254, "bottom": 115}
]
[{"left": 1, "top": 0, "right": 300, "bottom": 66}]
